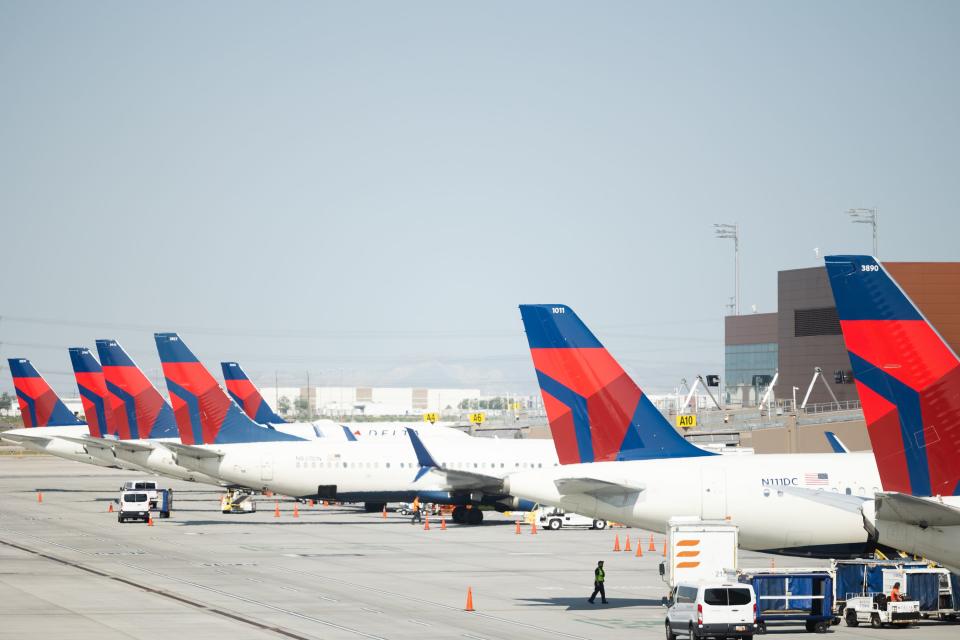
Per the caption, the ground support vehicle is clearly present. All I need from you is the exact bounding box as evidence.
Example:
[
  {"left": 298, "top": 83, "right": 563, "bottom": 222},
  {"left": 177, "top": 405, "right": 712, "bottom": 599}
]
[
  {"left": 118, "top": 491, "right": 151, "bottom": 523},
  {"left": 834, "top": 559, "right": 959, "bottom": 620},
  {"left": 739, "top": 571, "right": 835, "bottom": 633},
  {"left": 536, "top": 507, "right": 607, "bottom": 530},
  {"left": 221, "top": 489, "right": 257, "bottom": 514},
  {"left": 121, "top": 480, "right": 159, "bottom": 508},
  {"left": 665, "top": 581, "right": 758, "bottom": 639},
  {"left": 660, "top": 517, "right": 739, "bottom": 592},
  {"left": 843, "top": 594, "right": 920, "bottom": 628}
]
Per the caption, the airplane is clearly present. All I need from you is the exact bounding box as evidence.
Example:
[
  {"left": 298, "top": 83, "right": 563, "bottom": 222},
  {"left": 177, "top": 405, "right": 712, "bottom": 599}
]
[
  {"left": 825, "top": 254, "right": 960, "bottom": 572},
  {"left": 222, "top": 360, "right": 469, "bottom": 441},
  {"left": 156, "top": 332, "right": 554, "bottom": 522},
  {"left": 1, "top": 357, "right": 120, "bottom": 467},
  {"left": 502, "top": 304, "right": 887, "bottom": 558},
  {"left": 62, "top": 340, "right": 228, "bottom": 484}
]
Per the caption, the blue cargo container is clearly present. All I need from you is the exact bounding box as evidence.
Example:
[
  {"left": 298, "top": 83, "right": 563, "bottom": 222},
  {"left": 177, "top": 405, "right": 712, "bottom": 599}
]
[{"left": 740, "top": 572, "right": 835, "bottom": 633}]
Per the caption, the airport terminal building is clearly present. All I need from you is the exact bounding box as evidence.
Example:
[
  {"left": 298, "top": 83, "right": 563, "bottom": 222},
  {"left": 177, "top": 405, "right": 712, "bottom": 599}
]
[{"left": 726, "top": 261, "right": 960, "bottom": 408}]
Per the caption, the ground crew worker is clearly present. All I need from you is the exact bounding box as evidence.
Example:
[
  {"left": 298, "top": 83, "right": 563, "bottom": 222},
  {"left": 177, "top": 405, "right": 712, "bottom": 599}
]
[
  {"left": 588, "top": 560, "right": 607, "bottom": 604},
  {"left": 410, "top": 497, "right": 422, "bottom": 524},
  {"left": 889, "top": 582, "right": 902, "bottom": 602}
]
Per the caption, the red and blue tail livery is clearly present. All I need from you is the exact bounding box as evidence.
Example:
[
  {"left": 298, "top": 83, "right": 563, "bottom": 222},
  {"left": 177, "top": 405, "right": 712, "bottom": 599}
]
[
  {"left": 8, "top": 358, "right": 83, "bottom": 428},
  {"left": 519, "top": 304, "right": 711, "bottom": 464},
  {"left": 95, "top": 339, "right": 179, "bottom": 440},
  {"left": 826, "top": 255, "right": 960, "bottom": 498},
  {"left": 221, "top": 362, "right": 286, "bottom": 424},
  {"left": 68, "top": 347, "right": 114, "bottom": 438},
  {"left": 154, "top": 333, "right": 302, "bottom": 444}
]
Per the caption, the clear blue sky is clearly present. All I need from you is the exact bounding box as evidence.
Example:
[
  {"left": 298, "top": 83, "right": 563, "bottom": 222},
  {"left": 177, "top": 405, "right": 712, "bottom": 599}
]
[{"left": 2, "top": 2, "right": 959, "bottom": 396}]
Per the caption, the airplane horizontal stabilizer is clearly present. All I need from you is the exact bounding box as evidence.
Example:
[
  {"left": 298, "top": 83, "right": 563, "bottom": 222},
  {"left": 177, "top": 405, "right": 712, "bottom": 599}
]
[{"left": 161, "top": 442, "right": 223, "bottom": 459}]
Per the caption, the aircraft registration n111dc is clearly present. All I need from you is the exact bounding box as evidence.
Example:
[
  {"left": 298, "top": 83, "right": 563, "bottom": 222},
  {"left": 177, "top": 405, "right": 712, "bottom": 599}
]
[
  {"left": 502, "top": 304, "right": 884, "bottom": 558},
  {"left": 155, "top": 332, "right": 557, "bottom": 523}
]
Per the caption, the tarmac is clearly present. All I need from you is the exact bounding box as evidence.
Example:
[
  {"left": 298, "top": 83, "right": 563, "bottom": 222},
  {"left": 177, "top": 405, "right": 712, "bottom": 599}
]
[{"left": 0, "top": 455, "right": 957, "bottom": 640}]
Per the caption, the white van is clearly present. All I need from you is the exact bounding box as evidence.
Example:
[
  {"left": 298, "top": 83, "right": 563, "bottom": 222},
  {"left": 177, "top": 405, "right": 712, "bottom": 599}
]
[
  {"left": 121, "top": 480, "right": 159, "bottom": 506},
  {"left": 665, "top": 581, "right": 757, "bottom": 640},
  {"left": 536, "top": 507, "right": 607, "bottom": 530},
  {"left": 118, "top": 491, "right": 151, "bottom": 523}
]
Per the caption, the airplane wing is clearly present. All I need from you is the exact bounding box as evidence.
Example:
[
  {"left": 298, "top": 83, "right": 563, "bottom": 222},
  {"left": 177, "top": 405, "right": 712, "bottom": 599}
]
[
  {"left": 0, "top": 432, "right": 52, "bottom": 446},
  {"left": 779, "top": 486, "right": 869, "bottom": 513},
  {"left": 161, "top": 442, "right": 224, "bottom": 459},
  {"left": 876, "top": 492, "right": 960, "bottom": 527},
  {"left": 407, "top": 429, "right": 503, "bottom": 490},
  {"left": 56, "top": 435, "right": 115, "bottom": 451},
  {"left": 554, "top": 477, "right": 646, "bottom": 497}
]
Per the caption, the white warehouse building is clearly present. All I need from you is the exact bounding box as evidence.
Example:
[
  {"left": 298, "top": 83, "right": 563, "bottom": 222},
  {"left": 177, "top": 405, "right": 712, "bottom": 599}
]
[{"left": 257, "top": 386, "right": 482, "bottom": 418}]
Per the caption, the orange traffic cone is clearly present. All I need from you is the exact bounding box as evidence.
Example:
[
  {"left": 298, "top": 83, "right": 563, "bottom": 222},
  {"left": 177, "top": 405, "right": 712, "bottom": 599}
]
[
  {"left": 36, "top": 491, "right": 43, "bottom": 503},
  {"left": 441, "top": 517, "right": 447, "bottom": 530},
  {"left": 515, "top": 520, "right": 521, "bottom": 535},
  {"left": 147, "top": 515, "right": 154, "bottom": 526},
  {"left": 465, "top": 586, "right": 475, "bottom": 612},
  {"left": 424, "top": 516, "right": 431, "bottom": 531},
  {"left": 613, "top": 534, "right": 621, "bottom": 552},
  {"left": 624, "top": 535, "right": 632, "bottom": 552},
  {"left": 274, "top": 502, "right": 280, "bottom": 518},
  {"left": 531, "top": 519, "right": 538, "bottom": 535},
  {"left": 382, "top": 505, "right": 387, "bottom": 519},
  {"left": 635, "top": 541, "right": 643, "bottom": 557},
  {"left": 662, "top": 538, "right": 667, "bottom": 557},
  {"left": 293, "top": 503, "right": 300, "bottom": 518},
  {"left": 108, "top": 502, "right": 114, "bottom": 513},
  {"left": 309, "top": 499, "right": 315, "bottom": 507},
  {"left": 649, "top": 533, "right": 656, "bottom": 551}
]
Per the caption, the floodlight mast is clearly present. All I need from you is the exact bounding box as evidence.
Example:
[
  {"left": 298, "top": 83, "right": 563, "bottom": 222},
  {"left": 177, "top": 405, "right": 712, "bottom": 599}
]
[
  {"left": 846, "top": 207, "right": 878, "bottom": 257},
  {"left": 714, "top": 223, "right": 740, "bottom": 315}
]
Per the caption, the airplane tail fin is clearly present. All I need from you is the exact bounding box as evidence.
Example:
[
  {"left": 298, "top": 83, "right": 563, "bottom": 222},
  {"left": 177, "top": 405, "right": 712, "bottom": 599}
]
[
  {"left": 95, "top": 339, "right": 179, "bottom": 440},
  {"left": 518, "top": 304, "right": 711, "bottom": 464},
  {"left": 221, "top": 362, "right": 286, "bottom": 424},
  {"left": 825, "top": 255, "right": 960, "bottom": 497},
  {"left": 8, "top": 358, "right": 83, "bottom": 428},
  {"left": 154, "top": 333, "right": 302, "bottom": 444},
  {"left": 68, "top": 347, "right": 113, "bottom": 438}
]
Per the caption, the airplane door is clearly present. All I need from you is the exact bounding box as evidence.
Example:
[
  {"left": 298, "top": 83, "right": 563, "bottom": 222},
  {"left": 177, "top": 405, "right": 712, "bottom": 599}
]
[
  {"left": 700, "top": 466, "right": 726, "bottom": 520},
  {"left": 261, "top": 456, "right": 274, "bottom": 481}
]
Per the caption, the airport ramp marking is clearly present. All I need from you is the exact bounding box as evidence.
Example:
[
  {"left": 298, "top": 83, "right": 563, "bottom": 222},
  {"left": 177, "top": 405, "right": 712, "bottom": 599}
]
[{"left": 0, "top": 529, "right": 385, "bottom": 640}]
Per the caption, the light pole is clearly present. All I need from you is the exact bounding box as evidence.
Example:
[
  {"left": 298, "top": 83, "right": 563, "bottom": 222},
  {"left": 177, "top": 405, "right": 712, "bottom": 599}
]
[
  {"left": 714, "top": 223, "right": 740, "bottom": 315},
  {"left": 846, "top": 208, "right": 878, "bottom": 256}
]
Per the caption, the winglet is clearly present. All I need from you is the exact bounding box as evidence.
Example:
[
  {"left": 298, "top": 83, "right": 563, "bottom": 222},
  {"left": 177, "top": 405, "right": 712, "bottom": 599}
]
[
  {"left": 824, "top": 431, "right": 849, "bottom": 454},
  {"left": 407, "top": 429, "right": 439, "bottom": 481},
  {"left": 221, "top": 362, "right": 287, "bottom": 424},
  {"left": 519, "top": 304, "right": 712, "bottom": 464},
  {"left": 8, "top": 358, "right": 83, "bottom": 428},
  {"left": 826, "top": 255, "right": 960, "bottom": 497}
]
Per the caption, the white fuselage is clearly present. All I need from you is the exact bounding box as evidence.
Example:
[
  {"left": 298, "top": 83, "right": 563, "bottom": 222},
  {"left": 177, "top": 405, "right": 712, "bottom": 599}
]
[
  {"left": 170, "top": 436, "right": 559, "bottom": 500},
  {"left": 504, "top": 452, "right": 883, "bottom": 555}
]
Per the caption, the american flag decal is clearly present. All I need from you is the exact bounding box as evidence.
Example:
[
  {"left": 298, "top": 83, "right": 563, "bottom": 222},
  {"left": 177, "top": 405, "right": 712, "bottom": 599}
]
[{"left": 804, "top": 472, "right": 829, "bottom": 485}]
